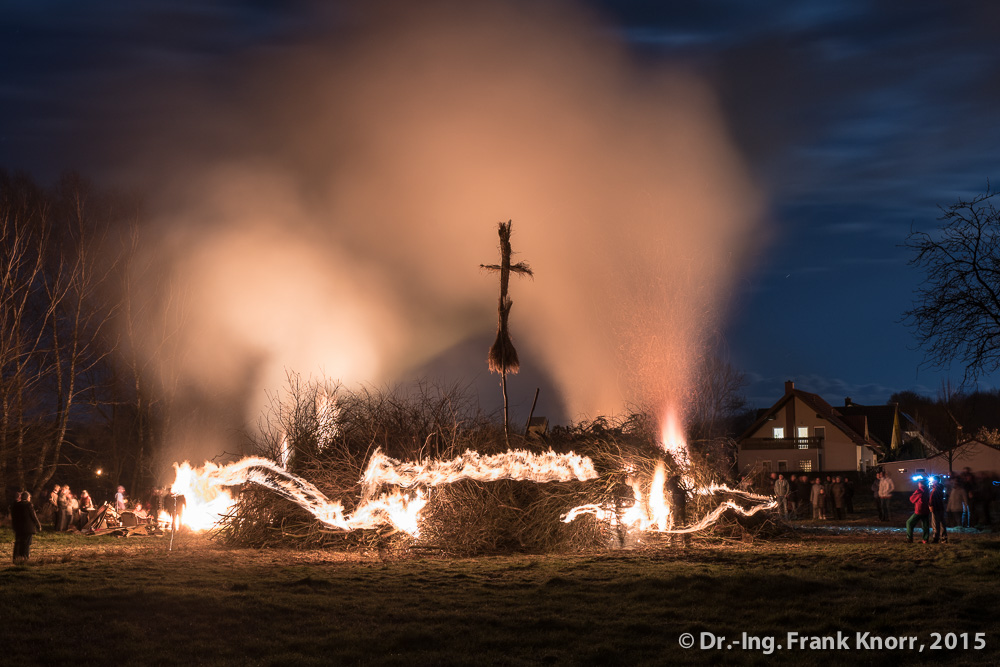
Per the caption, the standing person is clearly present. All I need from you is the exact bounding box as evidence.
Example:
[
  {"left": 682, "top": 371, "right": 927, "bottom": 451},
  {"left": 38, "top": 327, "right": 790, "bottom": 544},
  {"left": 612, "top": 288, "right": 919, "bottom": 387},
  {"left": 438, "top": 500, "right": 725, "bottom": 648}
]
[
  {"left": 774, "top": 474, "right": 790, "bottom": 519},
  {"left": 10, "top": 491, "right": 43, "bottom": 563},
  {"left": 115, "top": 485, "right": 127, "bottom": 513},
  {"left": 48, "top": 485, "right": 61, "bottom": 531},
  {"left": 57, "top": 486, "right": 73, "bottom": 532},
  {"left": 831, "top": 476, "right": 847, "bottom": 520},
  {"left": 928, "top": 477, "right": 948, "bottom": 544},
  {"left": 79, "top": 490, "right": 94, "bottom": 511},
  {"left": 767, "top": 472, "right": 778, "bottom": 495},
  {"left": 70, "top": 491, "right": 81, "bottom": 530},
  {"left": 785, "top": 475, "right": 799, "bottom": 518},
  {"left": 906, "top": 479, "right": 931, "bottom": 544},
  {"left": 878, "top": 472, "right": 895, "bottom": 522},
  {"left": 947, "top": 477, "right": 967, "bottom": 528},
  {"left": 150, "top": 487, "right": 163, "bottom": 522},
  {"left": 811, "top": 477, "right": 825, "bottom": 520},
  {"left": 872, "top": 472, "right": 884, "bottom": 520},
  {"left": 666, "top": 474, "right": 690, "bottom": 546},
  {"left": 795, "top": 475, "right": 811, "bottom": 519}
]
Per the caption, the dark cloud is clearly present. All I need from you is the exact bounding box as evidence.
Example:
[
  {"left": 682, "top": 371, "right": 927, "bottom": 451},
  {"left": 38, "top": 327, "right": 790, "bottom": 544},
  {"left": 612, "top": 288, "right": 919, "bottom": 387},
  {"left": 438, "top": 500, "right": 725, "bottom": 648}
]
[{"left": 3, "top": 0, "right": 1000, "bottom": 417}]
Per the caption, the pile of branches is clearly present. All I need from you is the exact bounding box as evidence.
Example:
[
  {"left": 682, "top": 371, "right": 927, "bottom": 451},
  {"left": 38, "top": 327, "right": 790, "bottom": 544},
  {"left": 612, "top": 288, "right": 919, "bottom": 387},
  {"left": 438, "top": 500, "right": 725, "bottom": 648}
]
[
  {"left": 213, "top": 378, "right": 612, "bottom": 553},
  {"left": 213, "top": 376, "right": 780, "bottom": 553}
]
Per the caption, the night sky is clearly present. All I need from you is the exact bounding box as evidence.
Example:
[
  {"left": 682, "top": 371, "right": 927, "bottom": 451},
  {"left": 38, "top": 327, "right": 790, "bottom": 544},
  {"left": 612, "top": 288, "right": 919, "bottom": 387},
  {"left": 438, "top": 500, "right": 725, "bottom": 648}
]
[{"left": 3, "top": 0, "right": 999, "bottom": 416}]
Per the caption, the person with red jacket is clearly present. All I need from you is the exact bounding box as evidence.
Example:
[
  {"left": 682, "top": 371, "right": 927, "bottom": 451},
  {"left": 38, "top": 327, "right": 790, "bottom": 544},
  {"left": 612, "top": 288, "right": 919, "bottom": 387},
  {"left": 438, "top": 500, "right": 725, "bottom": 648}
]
[{"left": 906, "top": 479, "right": 931, "bottom": 543}]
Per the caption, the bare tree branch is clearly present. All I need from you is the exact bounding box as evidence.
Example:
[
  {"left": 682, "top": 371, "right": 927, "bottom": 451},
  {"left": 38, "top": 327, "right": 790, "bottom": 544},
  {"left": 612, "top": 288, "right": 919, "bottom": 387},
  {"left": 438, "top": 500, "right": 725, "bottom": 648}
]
[{"left": 902, "top": 184, "right": 1000, "bottom": 385}]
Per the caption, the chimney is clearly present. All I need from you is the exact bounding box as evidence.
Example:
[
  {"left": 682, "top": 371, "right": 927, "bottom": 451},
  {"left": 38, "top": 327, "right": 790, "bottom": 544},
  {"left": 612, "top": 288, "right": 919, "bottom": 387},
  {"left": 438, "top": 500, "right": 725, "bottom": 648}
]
[
  {"left": 784, "top": 380, "right": 794, "bottom": 395},
  {"left": 845, "top": 397, "right": 853, "bottom": 407}
]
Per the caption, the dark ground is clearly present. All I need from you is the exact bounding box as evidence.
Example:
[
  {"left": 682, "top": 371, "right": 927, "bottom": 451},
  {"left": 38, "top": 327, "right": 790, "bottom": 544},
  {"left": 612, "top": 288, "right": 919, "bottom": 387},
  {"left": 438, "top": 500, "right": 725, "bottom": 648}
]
[{"left": 1, "top": 506, "right": 998, "bottom": 667}]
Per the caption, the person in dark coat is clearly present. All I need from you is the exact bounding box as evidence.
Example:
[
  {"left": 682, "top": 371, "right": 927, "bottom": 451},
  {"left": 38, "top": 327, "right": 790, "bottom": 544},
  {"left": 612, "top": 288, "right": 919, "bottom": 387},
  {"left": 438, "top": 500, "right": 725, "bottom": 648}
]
[
  {"left": 10, "top": 491, "right": 43, "bottom": 563},
  {"left": 794, "top": 476, "right": 811, "bottom": 519},
  {"left": 831, "top": 476, "right": 847, "bottom": 520},
  {"left": 666, "top": 475, "right": 690, "bottom": 546},
  {"left": 906, "top": 480, "right": 931, "bottom": 543},
  {"left": 928, "top": 477, "right": 948, "bottom": 543}
]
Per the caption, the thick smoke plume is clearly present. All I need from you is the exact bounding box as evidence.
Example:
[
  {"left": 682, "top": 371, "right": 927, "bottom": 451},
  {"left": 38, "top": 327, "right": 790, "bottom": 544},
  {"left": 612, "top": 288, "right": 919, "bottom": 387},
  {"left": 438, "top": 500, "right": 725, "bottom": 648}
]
[{"left": 124, "top": 1, "right": 763, "bottom": 461}]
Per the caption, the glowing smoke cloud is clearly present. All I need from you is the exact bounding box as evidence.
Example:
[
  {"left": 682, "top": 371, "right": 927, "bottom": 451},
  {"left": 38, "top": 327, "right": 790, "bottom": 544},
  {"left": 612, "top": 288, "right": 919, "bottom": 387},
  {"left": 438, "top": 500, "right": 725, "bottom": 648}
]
[{"left": 116, "top": 0, "right": 764, "bottom": 467}]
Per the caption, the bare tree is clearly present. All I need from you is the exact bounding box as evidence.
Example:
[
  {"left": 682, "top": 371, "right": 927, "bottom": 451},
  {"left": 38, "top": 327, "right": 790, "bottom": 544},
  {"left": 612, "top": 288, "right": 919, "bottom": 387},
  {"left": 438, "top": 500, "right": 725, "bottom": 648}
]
[
  {"left": 0, "top": 172, "right": 50, "bottom": 503},
  {"left": 687, "top": 355, "right": 749, "bottom": 442},
  {"left": 0, "top": 171, "right": 124, "bottom": 502},
  {"left": 903, "top": 185, "right": 1000, "bottom": 384},
  {"left": 480, "top": 220, "right": 532, "bottom": 445}
]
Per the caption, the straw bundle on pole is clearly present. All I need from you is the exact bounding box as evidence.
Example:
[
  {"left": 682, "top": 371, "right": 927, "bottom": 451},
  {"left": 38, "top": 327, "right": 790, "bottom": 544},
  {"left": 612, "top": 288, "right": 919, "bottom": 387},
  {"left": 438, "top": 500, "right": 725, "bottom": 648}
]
[{"left": 481, "top": 220, "right": 533, "bottom": 445}]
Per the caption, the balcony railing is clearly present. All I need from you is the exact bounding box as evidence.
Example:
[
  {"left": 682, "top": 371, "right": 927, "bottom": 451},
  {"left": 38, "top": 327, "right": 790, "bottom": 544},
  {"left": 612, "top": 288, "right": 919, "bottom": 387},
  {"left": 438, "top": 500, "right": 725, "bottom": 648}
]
[{"left": 741, "top": 437, "right": 824, "bottom": 450}]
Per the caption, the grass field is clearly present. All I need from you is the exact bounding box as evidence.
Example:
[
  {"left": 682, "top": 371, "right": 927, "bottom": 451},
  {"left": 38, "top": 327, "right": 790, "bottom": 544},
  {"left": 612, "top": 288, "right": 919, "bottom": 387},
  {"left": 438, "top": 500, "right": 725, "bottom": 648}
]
[{"left": 1, "top": 525, "right": 998, "bottom": 666}]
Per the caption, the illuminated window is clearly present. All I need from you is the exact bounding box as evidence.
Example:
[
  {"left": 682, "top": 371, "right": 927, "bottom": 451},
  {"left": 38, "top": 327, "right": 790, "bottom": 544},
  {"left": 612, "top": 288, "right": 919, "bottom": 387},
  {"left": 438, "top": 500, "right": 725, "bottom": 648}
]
[
  {"left": 799, "top": 460, "right": 813, "bottom": 472},
  {"left": 773, "top": 427, "right": 784, "bottom": 439},
  {"left": 797, "top": 427, "right": 809, "bottom": 449}
]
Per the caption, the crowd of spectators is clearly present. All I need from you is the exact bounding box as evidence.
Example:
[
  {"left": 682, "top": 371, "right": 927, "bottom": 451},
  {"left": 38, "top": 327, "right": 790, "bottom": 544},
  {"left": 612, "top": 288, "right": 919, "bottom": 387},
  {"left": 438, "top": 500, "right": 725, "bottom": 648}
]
[
  {"left": 769, "top": 466, "right": 997, "bottom": 541},
  {"left": 903, "top": 467, "right": 996, "bottom": 543},
  {"left": 769, "top": 472, "right": 856, "bottom": 521},
  {"left": 30, "top": 484, "right": 175, "bottom": 533}
]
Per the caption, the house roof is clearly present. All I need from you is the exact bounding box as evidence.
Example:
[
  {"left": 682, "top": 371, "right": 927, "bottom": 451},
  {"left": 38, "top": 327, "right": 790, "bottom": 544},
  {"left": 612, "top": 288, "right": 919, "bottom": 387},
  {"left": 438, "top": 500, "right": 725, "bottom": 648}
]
[
  {"left": 838, "top": 403, "right": 897, "bottom": 449},
  {"left": 738, "top": 384, "right": 883, "bottom": 454}
]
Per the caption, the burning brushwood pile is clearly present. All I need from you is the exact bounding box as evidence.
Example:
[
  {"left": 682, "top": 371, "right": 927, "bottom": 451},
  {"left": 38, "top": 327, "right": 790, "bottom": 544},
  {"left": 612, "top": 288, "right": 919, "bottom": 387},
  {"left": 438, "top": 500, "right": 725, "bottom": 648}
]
[{"left": 159, "top": 380, "right": 777, "bottom": 554}]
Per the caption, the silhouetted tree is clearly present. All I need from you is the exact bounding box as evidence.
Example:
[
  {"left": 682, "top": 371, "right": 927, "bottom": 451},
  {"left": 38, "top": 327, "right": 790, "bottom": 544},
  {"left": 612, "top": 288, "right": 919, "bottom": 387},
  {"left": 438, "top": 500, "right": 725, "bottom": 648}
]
[
  {"left": 903, "top": 185, "right": 1000, "bottom": 383},
  {"left": 0, "top": 171, "right": 127, "bottom": 504},
  {"left": 480, "top": 220, "right": 532, "bottom": 445},
  {"left": 687, "top": 355, "right": 750, "bottom": 442}
]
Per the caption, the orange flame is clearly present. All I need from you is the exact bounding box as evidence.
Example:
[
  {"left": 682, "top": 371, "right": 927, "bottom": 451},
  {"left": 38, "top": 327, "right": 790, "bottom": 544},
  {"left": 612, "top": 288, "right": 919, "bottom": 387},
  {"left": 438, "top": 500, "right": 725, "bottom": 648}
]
[{"left": 165, "top": 448, "right": 597, "bottom": 536}]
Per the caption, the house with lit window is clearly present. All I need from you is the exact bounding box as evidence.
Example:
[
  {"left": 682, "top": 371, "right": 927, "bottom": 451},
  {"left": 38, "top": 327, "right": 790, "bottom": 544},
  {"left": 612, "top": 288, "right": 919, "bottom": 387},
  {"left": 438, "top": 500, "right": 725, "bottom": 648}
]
[{"left": 736, "top": 381, "right": 885, "bottom": 475}]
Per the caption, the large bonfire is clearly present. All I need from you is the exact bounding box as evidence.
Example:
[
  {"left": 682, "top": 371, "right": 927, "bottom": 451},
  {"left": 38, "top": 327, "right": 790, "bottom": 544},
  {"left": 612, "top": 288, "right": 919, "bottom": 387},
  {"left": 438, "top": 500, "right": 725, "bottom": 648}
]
[{"left": 160, "top": 382, "right": 774, "bottom": 551}]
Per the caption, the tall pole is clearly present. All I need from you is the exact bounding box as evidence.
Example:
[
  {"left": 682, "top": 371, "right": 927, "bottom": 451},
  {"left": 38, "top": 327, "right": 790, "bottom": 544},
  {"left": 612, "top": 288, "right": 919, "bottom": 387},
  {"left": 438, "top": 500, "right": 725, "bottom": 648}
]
[{"left": 481, "top": 221, "right": 532, "bottom": 446}]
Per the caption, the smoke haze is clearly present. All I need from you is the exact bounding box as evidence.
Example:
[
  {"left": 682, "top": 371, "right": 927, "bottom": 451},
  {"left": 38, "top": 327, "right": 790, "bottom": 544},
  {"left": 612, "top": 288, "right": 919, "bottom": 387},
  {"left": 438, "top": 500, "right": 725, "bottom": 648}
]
[{"left": 123, "top": 1, "right": 764, "bottom": 461}]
